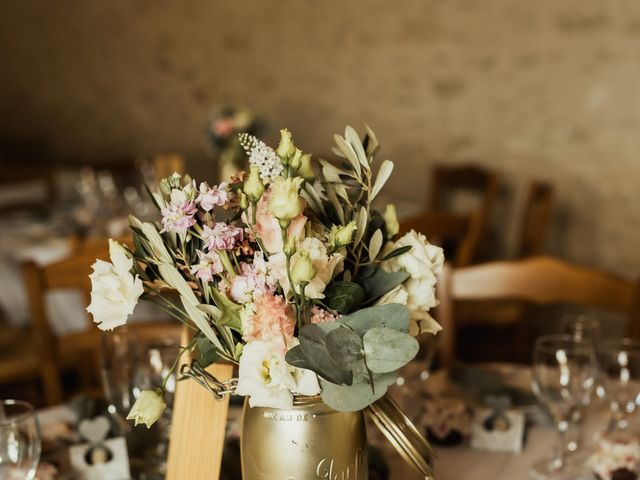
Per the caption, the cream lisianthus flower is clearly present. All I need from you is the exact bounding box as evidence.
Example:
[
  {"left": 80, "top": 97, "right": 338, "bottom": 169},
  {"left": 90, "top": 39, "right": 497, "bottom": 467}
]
[
  {"left": 236, "top": 340, "right": 297, "bottom": 409},
  {"left": 87, "top": 239, "right": 143, "bottom": 331},
  {"left": 268, "top": 177, "right": 305, "bottom": 221},
  {"left": 268, "top": 237, "right": 344, "bottom": 299},
  {"left": 127, "top": 389, "right": 166, "bottom": 428}
]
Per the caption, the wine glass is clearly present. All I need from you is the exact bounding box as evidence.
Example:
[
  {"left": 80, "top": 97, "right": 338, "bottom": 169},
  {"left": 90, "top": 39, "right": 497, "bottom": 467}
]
[
  {"left": 101, "top": 328, "right": 179, "bottom": 480},
  {"left": 559, "top": 314, "right": 601, "bottom": 452},
  {"left": 599, "top": 338, "right": 640, "bottom": 432},
  {"left": 0, "top": 400, "right": 41, "bottom": 480},
  {"left": 530, "top": 335, "right": 597, "bottom": 480}
]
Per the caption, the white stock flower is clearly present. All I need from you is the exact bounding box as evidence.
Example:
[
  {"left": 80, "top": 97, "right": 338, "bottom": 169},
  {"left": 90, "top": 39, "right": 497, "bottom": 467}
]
[{"left": 87, "top": 240, "right": 144, "bottom": 331}]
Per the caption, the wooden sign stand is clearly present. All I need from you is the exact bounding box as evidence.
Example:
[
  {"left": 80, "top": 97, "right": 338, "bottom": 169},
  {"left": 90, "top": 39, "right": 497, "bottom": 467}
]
[{"left": 166, "top": 327, "right": 234, "bottom": 480}]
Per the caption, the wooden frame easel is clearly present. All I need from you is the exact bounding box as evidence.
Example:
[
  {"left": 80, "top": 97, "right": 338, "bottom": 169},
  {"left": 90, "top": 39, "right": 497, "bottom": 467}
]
[{"left": 166, "top": 326, "right": 234, "bottom": 480}]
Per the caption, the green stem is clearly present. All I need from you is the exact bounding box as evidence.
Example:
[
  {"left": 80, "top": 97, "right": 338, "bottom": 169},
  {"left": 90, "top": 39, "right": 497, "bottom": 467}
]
[
  {"left": 219, "top": 250, "right": 236, "bottom": 278},
  {"left": 161, "top": 339, "right": 196, "bottom": 389}
]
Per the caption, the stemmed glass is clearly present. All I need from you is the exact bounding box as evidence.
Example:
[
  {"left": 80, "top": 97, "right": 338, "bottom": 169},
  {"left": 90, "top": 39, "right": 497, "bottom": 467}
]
[
  {"left": 530, "top": 335, "right": 597, "bottom": 480},
  {"left": 559, "top": 314, "right": 601, "bottom": 452},
  {"left": 599, "top": 338, "right": 640, "bottom": 432},
  {"left": 0, "top": 400, "right": 41, "bottom": 480}
]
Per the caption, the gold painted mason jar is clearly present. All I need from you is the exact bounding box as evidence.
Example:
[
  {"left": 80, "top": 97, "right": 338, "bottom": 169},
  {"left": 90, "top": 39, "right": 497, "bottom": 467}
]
[{"left": 240, "top": 395, "right": 368, "bottom": 480}]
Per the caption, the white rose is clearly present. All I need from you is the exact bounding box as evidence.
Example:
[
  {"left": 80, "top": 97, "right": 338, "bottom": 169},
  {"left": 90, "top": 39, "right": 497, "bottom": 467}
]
[
  {"left": 236, "top": 341, "right": 296, "bottom": 409},
  {"left": 384, "top": 230, "right": 444, "bottom": 284},
  {"left": 87, "top": 239, "right": 143, "bottom": 331}
]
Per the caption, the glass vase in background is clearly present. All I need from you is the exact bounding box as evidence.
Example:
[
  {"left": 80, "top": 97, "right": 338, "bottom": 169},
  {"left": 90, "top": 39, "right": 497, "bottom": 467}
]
[
  {"left": 0, "top": 400, "right": 41, "bottom": 480},
  {"left": 559, "top": 313, "right": 601, "bottom": 453},
  {"left": 599, "top": 338, "right": 640, "bottom": 432},
  {"left": 530, "top": 335, "right": 597, "bottom": 480},
  {"left": 101, "top": 328, "right": 179, "bottom": 480}
]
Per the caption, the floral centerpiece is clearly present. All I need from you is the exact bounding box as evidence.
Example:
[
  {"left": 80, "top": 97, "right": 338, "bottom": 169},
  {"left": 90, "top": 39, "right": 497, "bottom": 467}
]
[
  {"left": 87, "top": 125, "right": 443, "bottom": 476},
  {"left": 206, "top": 106, "right": 265, "bottom": 182}
]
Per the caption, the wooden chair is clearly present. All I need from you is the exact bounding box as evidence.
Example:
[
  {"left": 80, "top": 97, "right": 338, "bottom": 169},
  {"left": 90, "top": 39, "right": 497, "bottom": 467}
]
[
  {"left": 436, "top": 256, "right": 640, "bottom": 367},
  {"left": 425, "top": 164, "right": 499, "bottom": 265},
  {"left": 0, "top": 166, "right": 56, "bottom": 214},
  {"left": 517, "top": 181, "right": 554, "bottom": 258},
  {"left": 22, "top": 243, "right": 108, "bottom": 405}
]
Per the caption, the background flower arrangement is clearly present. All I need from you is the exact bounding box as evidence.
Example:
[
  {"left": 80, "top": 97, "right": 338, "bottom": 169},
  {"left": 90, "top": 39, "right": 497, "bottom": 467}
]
[
  {"left": 87, "top": 125, "right": 444, "bottom": 426},
  {"left": 206, "top": 106, "right": 266, "bottom": 182}
]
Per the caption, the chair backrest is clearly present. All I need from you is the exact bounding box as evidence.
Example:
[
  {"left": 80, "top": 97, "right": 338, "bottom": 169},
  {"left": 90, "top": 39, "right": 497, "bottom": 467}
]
[
  {"left": 436, "top": 256, "right": 640, "bottom": 366},
  {"left": 517, "top": 181, "right": 554, "bottom": 258},
  {"left": 0, "top": 166, "right": 56, "bottom": 214},
  {"left": 428, "top": 164, "right": 499, "bottom": 265}
]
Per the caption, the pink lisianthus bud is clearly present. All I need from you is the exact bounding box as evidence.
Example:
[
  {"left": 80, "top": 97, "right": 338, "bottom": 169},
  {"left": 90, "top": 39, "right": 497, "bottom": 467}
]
[{"left": 253, "top": 190, "right": 306, "bottom": 254}]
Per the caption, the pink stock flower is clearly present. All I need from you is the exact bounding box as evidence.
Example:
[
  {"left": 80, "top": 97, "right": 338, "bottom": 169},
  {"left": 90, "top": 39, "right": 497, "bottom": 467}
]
[
  {"left": 243, "top": 294, "right": 295, "bottom": 355},
  {"left": 203, "top": 222, "right": 244, "bottom": 251},
  {"left": 310, "top": 305, "right": 339, "bottom": 324},
  {"left": 196, "top": 182, "right": 229, "bottom": 211},
  {"left": 253, "top": 190, "right": 306, "bottom": 254},
  {"left": 229, "top": 252, "right": 276, "bottom": 303},
  {"left": 190, "top": 250, "right": 224, "bottom": 283},
  {"left": 160, "top": 191, "right": 198, "bottom": 234}
]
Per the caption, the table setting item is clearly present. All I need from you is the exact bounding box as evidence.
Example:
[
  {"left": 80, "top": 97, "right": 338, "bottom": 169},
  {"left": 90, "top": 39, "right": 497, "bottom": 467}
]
[
  {"left": 599, "top": 338, "right": 640, "bottom": 433},
  {"left": 0, "top": 399, "right": 41, "bottom": 480},
  {"left": 530, "top": 334, "right": 598, "bottom": 480}
]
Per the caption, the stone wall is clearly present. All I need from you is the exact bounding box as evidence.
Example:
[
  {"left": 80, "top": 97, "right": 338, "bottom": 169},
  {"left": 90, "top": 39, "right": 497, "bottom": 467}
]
[{"left": 1, "top": 0, "right": 639, "bottom": 275}]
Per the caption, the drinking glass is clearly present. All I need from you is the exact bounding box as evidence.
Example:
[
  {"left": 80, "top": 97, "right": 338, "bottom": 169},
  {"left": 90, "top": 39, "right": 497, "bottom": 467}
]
[
  {"left": 559, "top": 314, "right": 601, "bottom": 452},
  {"left": 530, "top": 335, "right": 597, "bottom": 480},
  {"left": 599, "top": 338, "right": 640, "bottom": 432},
  {"left": 101, "top": 328, "right": 179, "bottom": 480},
  {"left": 0, "top": 400, "right": 41, "bottom": 480}
]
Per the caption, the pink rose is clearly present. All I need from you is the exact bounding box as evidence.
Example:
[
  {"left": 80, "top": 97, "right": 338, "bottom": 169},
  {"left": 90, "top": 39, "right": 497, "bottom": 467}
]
[{"left": 254, "top": 190, "right": 306, "bottom": 254}]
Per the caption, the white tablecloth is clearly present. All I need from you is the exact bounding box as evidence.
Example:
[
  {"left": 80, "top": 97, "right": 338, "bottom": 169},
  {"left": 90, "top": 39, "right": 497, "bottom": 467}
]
[{"left": 0, "top": 221, "right": 162, "bottom": 335}]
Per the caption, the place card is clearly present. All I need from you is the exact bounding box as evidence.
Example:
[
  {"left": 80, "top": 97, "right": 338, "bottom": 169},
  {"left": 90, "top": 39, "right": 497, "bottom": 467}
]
[
  {"left": 69, "top": 437, "right": 130, "bottom": 480},
  {"left": 470, "top": 408, "right": 525, "bottom": 453}
]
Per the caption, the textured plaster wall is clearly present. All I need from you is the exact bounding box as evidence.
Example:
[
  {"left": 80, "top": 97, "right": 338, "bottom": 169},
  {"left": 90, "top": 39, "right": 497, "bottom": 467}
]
[{"left": 0, "top": 1, "right": 639, "bottom": 276}]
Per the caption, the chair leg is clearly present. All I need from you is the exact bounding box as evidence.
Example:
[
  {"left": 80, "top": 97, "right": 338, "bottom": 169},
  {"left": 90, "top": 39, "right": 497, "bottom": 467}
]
[{"left": 40, "top": 362, "right": 63, "bottom": 405}]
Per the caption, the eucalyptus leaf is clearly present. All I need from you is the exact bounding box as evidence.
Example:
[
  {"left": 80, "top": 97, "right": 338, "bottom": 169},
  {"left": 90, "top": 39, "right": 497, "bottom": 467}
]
[
  {"left": 368, "top": 229, "right": 383, "bottom": 261},
  {"left": 325, "top": 327, "right": 364, "bottom": 369},
  {"left": 370, "top": 160, "right": 394, "bottom": 201},
  {"left": 340, "top": 303, "right": 411, "bottom": 335},
  {"left": 360, "top": 269, "right": 410, "bottom": 301},
  {"left": 380, "top": 245, "right": 412, "bottom": 261},
  {"left": 323, "top": 281, "right": 365, "bottom": 314},
  {"left": 362, "top": 328, "right": 419, "bottom": 373},
  {"left": 319, "top": 372, "right": 397, "bottom": 412},
  {"left": 286, "top": 344, "right": 352, "bottom": 386}
]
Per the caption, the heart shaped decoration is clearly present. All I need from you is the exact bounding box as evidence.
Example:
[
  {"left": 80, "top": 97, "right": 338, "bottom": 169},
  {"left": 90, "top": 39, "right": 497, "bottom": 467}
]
[{"left": 78, "top": 416, "right": 110, "bottom": 444}]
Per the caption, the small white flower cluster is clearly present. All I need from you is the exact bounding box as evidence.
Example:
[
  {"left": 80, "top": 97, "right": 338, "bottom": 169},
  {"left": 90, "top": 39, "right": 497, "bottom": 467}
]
[{"left": 240, "top": 133, "right": 283, "bottom": 183}]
